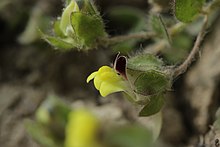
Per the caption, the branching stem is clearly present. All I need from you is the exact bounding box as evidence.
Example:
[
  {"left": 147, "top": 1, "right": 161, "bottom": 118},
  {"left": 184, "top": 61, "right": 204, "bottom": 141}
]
[
  {"left": 100, "top": 32, "right": 157, "bottom": 46},
  {"left": 173, "top": 15, "right": 209, "bottom": 78}
]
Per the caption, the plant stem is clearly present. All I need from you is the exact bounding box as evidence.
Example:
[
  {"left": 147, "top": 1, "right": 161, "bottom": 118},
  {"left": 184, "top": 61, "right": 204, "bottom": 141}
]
[
  {"left": 143, "top": 40, "right": 167, "bottom": 54},
  {"left": 173, "top": 15, "right": 209, "bottom": 78},
  {"left": 143, "top": 22, "right": 185, "bottom": 54},
  {"left": 101, "top": 32, "right": 157, "bottom": 46},
  {"left": 100, "top": 21, "right": 185, "bottom": 48}
]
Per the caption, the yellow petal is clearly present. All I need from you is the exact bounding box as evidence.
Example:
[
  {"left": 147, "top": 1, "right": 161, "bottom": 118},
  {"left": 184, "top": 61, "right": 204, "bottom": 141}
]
[
  {"left": 99, "top": 82, "right": 124, "bottom": 97},
  {"left": 86, "top": 71, "right": 98, "bottom": 83},
  {"left": 94, "top": 75, "right": 102, "bottom": 90},
  {"left": 98, "top": 66, "right": 112, "bottom": 73},
  {"left": 87, "top": 66, "right": 127, "bottom": 97},
  {"left": 100, "top": 71, "right": 121, "bottom": 82},
  {"left": 65, "top": 110, "right": 99, "bottom": 147}
]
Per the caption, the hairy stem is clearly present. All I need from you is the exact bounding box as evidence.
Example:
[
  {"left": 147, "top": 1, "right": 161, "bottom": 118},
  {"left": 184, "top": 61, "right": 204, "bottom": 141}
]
[
  {"left": 143, "top": 22, "right": 185, "bottom": 53},
  {"left": 100, "top": 21, "right": 185, "bottom": 49},
  {"left": 173, "top": 15, "right": 209, "bottom": 78},
  {"left": 100, "top": 32, "right": 157, "bottom": 46}
]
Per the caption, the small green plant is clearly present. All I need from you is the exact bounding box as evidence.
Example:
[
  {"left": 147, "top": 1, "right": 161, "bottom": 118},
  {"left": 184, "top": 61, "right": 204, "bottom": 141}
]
[
  {"left": 41, "top": 0, "right": 106, "bottom": 50},
  {"left": 27, "top": 0, "right": 220, "bottom": 146}
]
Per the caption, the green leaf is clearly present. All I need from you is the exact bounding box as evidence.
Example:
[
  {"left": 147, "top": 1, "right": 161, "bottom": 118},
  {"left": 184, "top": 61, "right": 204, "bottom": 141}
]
[
  {"left": 78, "top": 0, "right": 99, "bottom": 16},
  {"left": 150, "top": 14, "right": 163, "bottom": 34},
  {"left": 175, "top": 0, "right": 205, "bottom": 23},
  {"left": 41, "top": 34, "right": 76, "bottom": 50},
  {"left": 150, "top": 14, "right": 171, "bottom": 44},
  {"left": 127, "top": 54, "right": 163, "bottom": 72},
  {"left": 104, "top": 125, "right": 153, "bottom": 147},
  {"left": 134, "top": 71, "right": 169, "bottom": 96},
  {"left": 139, "top": 112, "right": 163, "bottom": 141},
  {"left": 126, "top": 54, "right": 166, "bottom": 94},
  {"left": 71, "top": 12, "right": 106, "bottom": 49},
  {"left": 139, "top": 94, "right": 164, "bottom": 116}
]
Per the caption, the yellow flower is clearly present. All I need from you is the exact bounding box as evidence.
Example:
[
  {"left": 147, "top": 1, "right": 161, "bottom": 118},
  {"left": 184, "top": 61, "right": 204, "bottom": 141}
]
[
  {"left": 65, "top": 109, "right": 100, "bottom": 147},
  {"left": 87, "top": 66, "right": 126, "bottom": 97}
]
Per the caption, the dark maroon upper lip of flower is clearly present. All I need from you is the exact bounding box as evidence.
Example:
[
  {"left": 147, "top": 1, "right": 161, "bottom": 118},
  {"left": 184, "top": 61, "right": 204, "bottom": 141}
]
[{"left": 113, "top": 53, "right": 127, "bottom": 79}]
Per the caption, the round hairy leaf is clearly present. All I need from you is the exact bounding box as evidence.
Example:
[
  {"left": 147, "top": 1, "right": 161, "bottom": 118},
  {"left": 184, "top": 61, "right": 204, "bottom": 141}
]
[
  {"left": 175, "top": 0, "right": 205, "bottom": 23},
  {"left": 127, "top": 54, "right": 163, "bottom": 72},
  {"left": 71, "top": 12, "right": 106, "bottom": 49},
  {"left": 134, "top": 70, "right": 169, "bottom": 96},
  {"left": 139, "top": 94, "right": 164, "bottom": 116}
]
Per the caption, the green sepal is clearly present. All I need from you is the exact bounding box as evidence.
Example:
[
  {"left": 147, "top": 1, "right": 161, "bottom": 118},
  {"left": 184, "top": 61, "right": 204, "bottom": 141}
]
[
  {"left": 134, "top": 71, "right": 169, "bottom": 96},
  {"left": 71, "top": 12, "right": 106, "bottom": 49},
  {"left": 77, "top": 0, "right": 99, "bottom": 17},
  {"left": 60, "top": 0, "right": 79, "bottom": 36},
  {"left": 53, "top": 20, "right": 65, "bottom": 38},
  {"left": 175, "top": 0, "right": 205, "bottom": 23},
  {"left": 126, "top": 68, "right": 143, "bottom": 87},
  {"left": 41, "top": 32, "right": 77, "bottom": 50},
  {"left": 139, "top": 94, "right": 164, "bottom": 117}
]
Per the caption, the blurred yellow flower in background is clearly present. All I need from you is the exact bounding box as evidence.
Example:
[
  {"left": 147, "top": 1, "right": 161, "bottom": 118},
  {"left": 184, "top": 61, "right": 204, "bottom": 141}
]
[
  {"left": 65, "top": 109, "right": 100, "bottom": 147},
  {"left": 87, "top": 66, "right": 126, "bottom": 97}
]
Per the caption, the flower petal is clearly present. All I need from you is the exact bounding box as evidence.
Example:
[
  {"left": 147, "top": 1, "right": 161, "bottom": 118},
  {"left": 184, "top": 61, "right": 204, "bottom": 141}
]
[
  {"left": 94, "top": 75, "right": 102, "bottom": 90},
  {"left": 86, "top": 71, "right": 97, "bottom": 83},
  {"left": 99, "top": 82, "right": 125, "bottom": 97},
  {"left": 87, "top": 66, "right": 127, "bottom": 97},
  {"left": 100, "top": 71, "right": 121, "bottom": 82},
  {"left": 98, "top": 66, "right": 112, "bottom": 73},
  {"left": 65, "top": 110, "right": 99, "bottom": 147}
]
